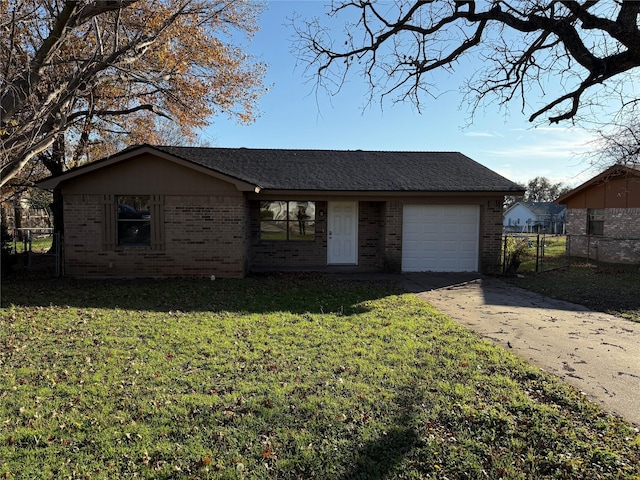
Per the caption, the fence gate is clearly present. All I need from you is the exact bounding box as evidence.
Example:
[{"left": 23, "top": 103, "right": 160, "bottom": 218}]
[
  {"left": 502, "top": 234, "right": 568, "bottom": 274},
  {"left": 12, "top": 228, "right": 61, "bottom": 276}
]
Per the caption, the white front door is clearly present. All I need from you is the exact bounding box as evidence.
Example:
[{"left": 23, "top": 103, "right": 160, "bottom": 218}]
[{"left": 327, "top": 201, "right": 358, "bottom": 265}]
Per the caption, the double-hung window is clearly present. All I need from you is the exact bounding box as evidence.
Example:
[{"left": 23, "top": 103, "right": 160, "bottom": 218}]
[
  {"left": 587, "top": 208, "right": 604, "bottom": 236},
  {"left": 117, "top": 196, "right": 151, "bottom": 246},
  {"left": 260, "top": 201, "right": 315, "bottom": 240}
]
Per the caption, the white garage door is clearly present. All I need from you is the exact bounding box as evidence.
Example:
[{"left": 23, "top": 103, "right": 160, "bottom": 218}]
[{"left": 402, "top": 205, "right": 479, "bottom": 272}]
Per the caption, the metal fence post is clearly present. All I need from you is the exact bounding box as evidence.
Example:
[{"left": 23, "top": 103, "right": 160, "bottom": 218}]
[
  {"left": 26, "top": 230, "right": 32, "bottom": 267},
  {"left": 535, "top": 234, "right": 540, "bottom": 273},
  {"left": 55, "top": 233, "right": 61, "bottom": 277},
  {"left": 502, "top": 235, "right": 508, "bottom": 275}
]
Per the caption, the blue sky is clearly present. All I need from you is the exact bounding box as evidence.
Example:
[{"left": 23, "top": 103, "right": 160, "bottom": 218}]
[{"left": 201, "top": 1, "right": 602, "bottom": 187}]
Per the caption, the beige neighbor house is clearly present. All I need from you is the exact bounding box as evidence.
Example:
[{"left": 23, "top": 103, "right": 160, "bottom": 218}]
[
  {"left": 37, "top": 145, "right": 524, "bottom": 278},
  {"left": 556, "top": 164, "right": 640, "bottom": 264}
]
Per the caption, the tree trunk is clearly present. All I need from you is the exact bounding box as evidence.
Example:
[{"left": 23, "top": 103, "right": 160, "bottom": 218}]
[
  {"left": 42, "top": 137, "right": 66, "bottom": 253},
  {"left": 13, "top": 203, "right": 23, "bottom": 241},
  {"left": 50, "top": 188, "right": 64, "bottom": 235}
]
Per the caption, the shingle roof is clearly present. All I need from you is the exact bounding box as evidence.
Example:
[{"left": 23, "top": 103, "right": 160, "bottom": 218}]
[
  {"left": 152, "top": 146, "right": 523, "bottom": 192},
  {"left": 37, "top": 144, "right": 525, "bottom": 193}
]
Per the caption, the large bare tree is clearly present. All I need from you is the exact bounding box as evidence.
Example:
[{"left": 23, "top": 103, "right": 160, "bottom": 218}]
[
  {"left": 590, "top": 114, "right": 640, "bottom": 168},
  {"left": 1, "top": 0, "right": 266, "bottom": 188},
  {"left": 294, "top": 1, "right": 640, "bottom": 126}
]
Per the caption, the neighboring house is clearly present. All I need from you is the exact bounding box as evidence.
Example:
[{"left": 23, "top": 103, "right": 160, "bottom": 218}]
[
  {"left": 503, "top": 202, "right": 566, "bottom": 234},
  {"left": 556, "top": 164, "right": 640, "bottom": 264},
  {"left": 37, "top": 145, "right": 524, "bottom": 278}
]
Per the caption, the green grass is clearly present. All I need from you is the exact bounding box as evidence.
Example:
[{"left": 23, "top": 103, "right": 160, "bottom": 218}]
[
  {"left": 1, "top": 274, "right": 640, "bottom": 479},
  {"left": 503, "top": 234, "right": 640, "bottom": 322},
  {"left": 507, "top": 261, "right": 640, "bottom": 322},
  {"left": 11, "top": 235, "right": 53, "bottom": 254},
  {"left": 504, "top": 235, "right": 568, "bottom": 273},
  {"left": 536, "top": 235, "right": 569, "bottom": 270}
]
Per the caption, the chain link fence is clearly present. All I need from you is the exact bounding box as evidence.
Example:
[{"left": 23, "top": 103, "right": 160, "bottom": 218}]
[
  {"left": 566, "top": 235, "right": 640, "bottom": 268},
  {"left": 502, "top": 233, "right": 640, "bottom": 275},
  {"left": 502, "top": 234, "right": 568, "bottom": 275},
  {"left": 10, "top": 228, "right": 61, "bottom": 276}
]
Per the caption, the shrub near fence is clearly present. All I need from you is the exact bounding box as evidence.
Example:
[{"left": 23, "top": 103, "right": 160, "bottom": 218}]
[{"left": 502, "top": 234, "right": 568, "bottom": 274}]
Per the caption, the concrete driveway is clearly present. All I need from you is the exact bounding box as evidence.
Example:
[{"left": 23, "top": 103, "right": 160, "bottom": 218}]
[{"left": 397, "top": 273, "right": 640, "bottom": 427}]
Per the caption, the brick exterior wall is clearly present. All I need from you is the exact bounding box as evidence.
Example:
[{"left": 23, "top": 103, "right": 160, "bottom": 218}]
[
  {"left": 566, "top": 209, "right": 587, "bottom": 238},
  {"left": 566, "top": 208, "right": 640, "bottom": 264},
  {"left": 481, "top": 199, "right": 505, "bottom": 274},
  {"left": 63, "top": 196, "right": 104, "bottom": 270},
  {"left": 249, "top": 201, "right": 328, "bottom": 268},
  {"left": 63, "top": 194, "right": 507, "bottom": 277},
  {"left": 358, "top": 202, "right": 385, "bottom": 269},
  {"left": 63, "top": 194, "right": 247, "bottom": 278},
  {"left": 605, "top": 208, "right": 640, "bottom": 237},
  {"left": 383, "top": 201, "right": 403, "bottom": 272}
]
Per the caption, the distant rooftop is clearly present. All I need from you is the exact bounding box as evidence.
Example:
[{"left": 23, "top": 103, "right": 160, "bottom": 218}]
[{"left": 518, "top": 202, "right": 566, "bottom": 215}]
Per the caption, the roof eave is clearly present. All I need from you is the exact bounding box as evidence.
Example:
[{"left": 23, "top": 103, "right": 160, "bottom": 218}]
[
  {"left": 556, "top": 165, "right": 640, "bottom": 204},
  {"left": 251, "top": 188, "right": 525, "bottom": 197}
]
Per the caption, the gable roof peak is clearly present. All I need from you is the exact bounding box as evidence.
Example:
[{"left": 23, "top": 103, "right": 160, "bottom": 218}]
[{"left": 556, "top": 163, "right": 640, "bottom": 204}]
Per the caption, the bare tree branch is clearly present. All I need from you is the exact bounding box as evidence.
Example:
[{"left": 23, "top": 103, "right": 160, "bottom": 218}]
[
  {"left": 294, "top": 0, "right": 640, "bottom": 126},
  {"left": 67, "top": 103, "right": 171, "bottom": 122}
]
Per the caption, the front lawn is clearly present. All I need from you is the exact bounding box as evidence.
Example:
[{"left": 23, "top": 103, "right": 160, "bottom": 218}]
[{"left": 1, "top": 275, "right": 639, "bottom": 479}]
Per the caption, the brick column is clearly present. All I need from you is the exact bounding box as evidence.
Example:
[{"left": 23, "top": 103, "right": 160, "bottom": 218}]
[
  {"left": 383, "top": 201, "right": 403, "bottom": 272},
  {"left": 481, "top": 199, "right": 504, "bottom": 274}
]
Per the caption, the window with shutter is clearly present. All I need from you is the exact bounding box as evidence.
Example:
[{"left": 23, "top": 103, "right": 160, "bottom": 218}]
[
  {"left": 117, "top": 196, "right": 151, "bottom": 246},
  {"left": 101, "top": 195, "right": 164, "bottom": 250}
]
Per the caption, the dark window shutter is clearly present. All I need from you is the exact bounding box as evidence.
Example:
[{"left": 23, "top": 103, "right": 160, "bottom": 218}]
[
  {"left": 101, "top": 194, "right": 115, "bottom": 250},
  {"left": 150, "top": 195, "right": 164, "bottom": 250}
]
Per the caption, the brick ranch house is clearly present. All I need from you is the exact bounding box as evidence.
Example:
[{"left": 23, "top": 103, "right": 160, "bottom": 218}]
[
  {"left": 37, "top": 145, "right": 524, "bottom": 278},
  {"left": 556, "top": 164, "right": 640, "bottom": 264}
]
